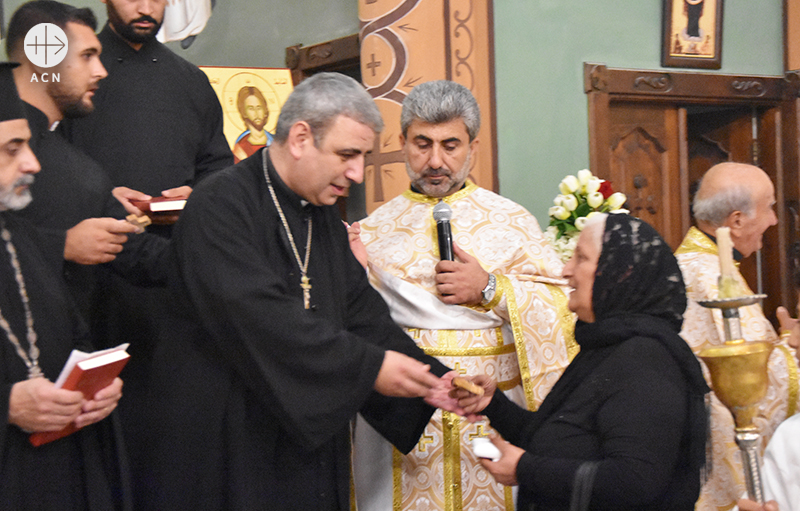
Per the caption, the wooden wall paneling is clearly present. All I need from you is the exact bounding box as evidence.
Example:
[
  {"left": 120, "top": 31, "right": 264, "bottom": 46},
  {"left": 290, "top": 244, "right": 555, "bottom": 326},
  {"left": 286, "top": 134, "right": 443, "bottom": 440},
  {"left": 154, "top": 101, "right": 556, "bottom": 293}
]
[
  {"left": 585, "top": 66, "right": 784, "bottom": 105},
  {"left": 782, "top": 73, "right": 800, "bottom": 303},
  {"left": 678, "top": 107, "right": 691, "bottom": 236},
  {"left": 285, "top": 34, "right": 362, "bottom": 86},
  {"left": 761, "top": 107, "right": 792, "bottom": 313},
  {"left": 585, "top": 65, "right": 611, "bottom": 180}
]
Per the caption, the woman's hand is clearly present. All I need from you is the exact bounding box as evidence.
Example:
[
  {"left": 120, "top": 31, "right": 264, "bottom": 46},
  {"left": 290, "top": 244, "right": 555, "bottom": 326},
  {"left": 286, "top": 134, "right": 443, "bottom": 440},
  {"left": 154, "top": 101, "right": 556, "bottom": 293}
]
[
  {"left": 478, "top": 433, "right": 523, "bottom": 486},
  {"left": 451, "top": 374, "right": 496, "bottom": 416}
]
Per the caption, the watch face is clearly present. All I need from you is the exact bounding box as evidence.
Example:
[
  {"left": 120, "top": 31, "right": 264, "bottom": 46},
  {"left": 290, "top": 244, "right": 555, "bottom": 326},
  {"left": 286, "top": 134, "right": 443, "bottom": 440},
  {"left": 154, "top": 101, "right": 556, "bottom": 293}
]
[{"left": 482, "top": 275, "right": 495, "bottom": 302}]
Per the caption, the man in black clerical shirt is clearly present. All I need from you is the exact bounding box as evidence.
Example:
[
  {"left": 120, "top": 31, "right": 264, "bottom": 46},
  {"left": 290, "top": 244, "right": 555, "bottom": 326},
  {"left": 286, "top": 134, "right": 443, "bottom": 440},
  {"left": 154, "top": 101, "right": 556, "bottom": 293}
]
[
  {"left": 6, "top": 0, "right": 169, "bottom": 319},
  {"left": 141, "top": 72, "right": 458, "bottom": 511},
  {"left": 0, "top": 61, "right": 128, "bottom": 511},
  {"left": 60, "top": 1, "right": 232, "bottom": 501}
]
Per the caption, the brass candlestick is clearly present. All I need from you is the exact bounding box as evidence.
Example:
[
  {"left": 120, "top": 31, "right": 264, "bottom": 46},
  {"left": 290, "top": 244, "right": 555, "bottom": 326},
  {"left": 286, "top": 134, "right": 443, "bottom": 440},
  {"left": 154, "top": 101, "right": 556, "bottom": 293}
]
[{"left": 697, "top": 294, "right": 771, "bottom": 504}]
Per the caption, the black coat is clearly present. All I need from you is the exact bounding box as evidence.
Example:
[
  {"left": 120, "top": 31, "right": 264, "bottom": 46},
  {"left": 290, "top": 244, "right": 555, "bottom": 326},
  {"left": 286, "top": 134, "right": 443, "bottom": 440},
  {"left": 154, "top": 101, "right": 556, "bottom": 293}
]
[
  {"left": 0, "top": 213, "right": 130, "bottom": 511},
  {"left": 141, "top": 151, "right": 447, "bottom": 511},
  {"left": 484, "top": 335, "right": 699, "bottom": 511},
  {"left": 14, "top": 102, "right": 169, "bottom": 323}
]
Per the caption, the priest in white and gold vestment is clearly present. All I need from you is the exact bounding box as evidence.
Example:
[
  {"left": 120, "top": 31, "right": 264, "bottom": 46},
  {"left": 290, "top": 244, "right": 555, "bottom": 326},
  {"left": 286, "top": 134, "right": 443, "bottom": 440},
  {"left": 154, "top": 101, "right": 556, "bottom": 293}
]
[
  {"left": 350, "top": 81, "right": 575, "bottom": 511},
  {"left": 676, "top": 162, "right": 799, "bottom": 511}
]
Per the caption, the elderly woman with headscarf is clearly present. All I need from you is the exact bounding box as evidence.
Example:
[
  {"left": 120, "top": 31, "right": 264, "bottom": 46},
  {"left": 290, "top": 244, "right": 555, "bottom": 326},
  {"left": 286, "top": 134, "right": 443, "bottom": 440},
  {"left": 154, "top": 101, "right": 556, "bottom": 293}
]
[{"left": 456, "top": 213, "right": 710, "bottom": 511}]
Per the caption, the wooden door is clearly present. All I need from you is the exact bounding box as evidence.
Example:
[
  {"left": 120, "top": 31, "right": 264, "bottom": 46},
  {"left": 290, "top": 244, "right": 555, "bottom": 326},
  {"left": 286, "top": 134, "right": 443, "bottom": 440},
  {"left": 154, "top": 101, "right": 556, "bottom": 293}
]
[{"left": 585, "top": 63, "right": 796, "bottom": 323}]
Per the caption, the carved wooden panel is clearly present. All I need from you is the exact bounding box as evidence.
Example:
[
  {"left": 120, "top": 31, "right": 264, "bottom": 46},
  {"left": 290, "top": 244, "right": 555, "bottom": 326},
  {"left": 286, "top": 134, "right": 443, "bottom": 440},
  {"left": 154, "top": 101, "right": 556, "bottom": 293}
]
[
  {"left": 285, "top": 34, "right": 361, "bottom": 86},
  {"left": 606, "top": 104, "right": 682, "bottom": 246}
]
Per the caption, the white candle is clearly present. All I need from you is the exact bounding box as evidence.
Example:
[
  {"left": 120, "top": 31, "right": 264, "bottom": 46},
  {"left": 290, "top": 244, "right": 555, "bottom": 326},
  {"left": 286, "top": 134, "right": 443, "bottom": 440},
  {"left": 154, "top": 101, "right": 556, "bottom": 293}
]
[{"left": 716, "top": 227, "right": 734, "bottom": 279}]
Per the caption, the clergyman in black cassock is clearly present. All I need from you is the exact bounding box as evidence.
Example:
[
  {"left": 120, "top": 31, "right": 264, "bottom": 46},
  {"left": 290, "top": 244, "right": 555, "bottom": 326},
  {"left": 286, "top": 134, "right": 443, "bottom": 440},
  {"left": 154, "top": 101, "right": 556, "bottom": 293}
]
[
  {"left": 0, "top": 61, "right": 130, "bottom": 511},
  {"left": 142, "top": 73, "right": 453, "bottom": 511}
]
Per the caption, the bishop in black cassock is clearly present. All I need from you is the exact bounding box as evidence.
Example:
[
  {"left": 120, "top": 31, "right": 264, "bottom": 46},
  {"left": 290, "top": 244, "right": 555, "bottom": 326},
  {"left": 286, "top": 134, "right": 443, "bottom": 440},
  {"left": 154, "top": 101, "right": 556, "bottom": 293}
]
[
  {"left": 143, "top": 149, "right": 450, "bottom": 510},
  {"left": 141, "top": 73, "right": 454, "bottom": 511}
]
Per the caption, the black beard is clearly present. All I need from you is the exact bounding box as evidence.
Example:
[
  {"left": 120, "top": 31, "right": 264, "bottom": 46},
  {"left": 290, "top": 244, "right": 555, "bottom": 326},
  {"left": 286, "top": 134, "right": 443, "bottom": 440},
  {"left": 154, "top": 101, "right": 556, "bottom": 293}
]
[
  {"left": 108, "top": 9, "right": 162, "bottom": 45},
  {"left": 48, "top": 85, "right": 94, "bottom": 119},
  {"left": 61, "top": 100, "right": 94, "bottom": 119}
]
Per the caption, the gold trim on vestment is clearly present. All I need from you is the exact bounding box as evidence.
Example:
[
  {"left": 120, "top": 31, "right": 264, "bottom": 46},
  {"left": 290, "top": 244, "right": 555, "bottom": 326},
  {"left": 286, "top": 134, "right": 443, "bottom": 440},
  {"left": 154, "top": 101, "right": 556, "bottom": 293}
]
[
  {"left": 500, "top": 274, "right": 538, "bottom": 411},
  {"left": 776, "top": 344, "right": 800, "bottom": 418},
  {"left": 504, "top": 486, "right": 514, "bottom": 511},
  {"left": 408, "top": 181, "right": 480, "bottom": 260},
  {"left": 443, "top": 411, "right": 463, "bottom": 511},
  {"left": 678, "top": 228, "right": 798, "bottom": 416},
  {"left": 550, "top": 284, "right": 579, "bottom": 362},
  {"left": 421, "top": 341, "right": 516, "bottom": 357},
  {"left": 496, "top": 375, "right": 522, "bottom": 392},
  {"left": 401, "top": 180, "right": 479, "bottom": 205},
  {"left": 392, "top": 448, "right": 403, "bottom": 511},
  {"left": 675, "top": 226, "right": 717, "bottom": 257}
]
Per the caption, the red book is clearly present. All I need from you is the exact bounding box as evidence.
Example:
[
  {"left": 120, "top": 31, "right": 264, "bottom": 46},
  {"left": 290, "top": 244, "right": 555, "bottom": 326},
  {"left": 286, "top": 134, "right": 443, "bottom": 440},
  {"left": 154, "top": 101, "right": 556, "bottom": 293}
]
[
  {"left": 129, "top": 195, "right": 188, "bottom": 214},
  {"left": 29, "top": 345, "right": 129, "bottom": 447}
]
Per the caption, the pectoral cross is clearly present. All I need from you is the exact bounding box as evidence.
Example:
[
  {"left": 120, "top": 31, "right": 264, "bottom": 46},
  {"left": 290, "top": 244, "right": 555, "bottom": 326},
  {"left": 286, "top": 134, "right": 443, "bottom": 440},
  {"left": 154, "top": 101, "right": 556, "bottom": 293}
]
[{"left": 301, "top": 275, "right": 312, "bottom": 309}]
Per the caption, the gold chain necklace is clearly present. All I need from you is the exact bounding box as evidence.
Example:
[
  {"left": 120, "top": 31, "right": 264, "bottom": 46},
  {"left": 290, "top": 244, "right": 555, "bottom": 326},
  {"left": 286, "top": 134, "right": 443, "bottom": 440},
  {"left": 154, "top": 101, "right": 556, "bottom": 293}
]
[
  {"left": 0, "top": 218, "right": 43, "bottom": 379},
  {"left": 262, "top": 149, "right": 313, "bottom": 309}
]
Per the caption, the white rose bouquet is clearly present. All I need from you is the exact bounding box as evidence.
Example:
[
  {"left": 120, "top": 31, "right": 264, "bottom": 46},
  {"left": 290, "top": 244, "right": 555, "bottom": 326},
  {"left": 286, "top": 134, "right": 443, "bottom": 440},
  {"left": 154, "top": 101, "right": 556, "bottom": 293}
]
[{"left": 544, "top": 169, "right": 628, "bottom": 262}]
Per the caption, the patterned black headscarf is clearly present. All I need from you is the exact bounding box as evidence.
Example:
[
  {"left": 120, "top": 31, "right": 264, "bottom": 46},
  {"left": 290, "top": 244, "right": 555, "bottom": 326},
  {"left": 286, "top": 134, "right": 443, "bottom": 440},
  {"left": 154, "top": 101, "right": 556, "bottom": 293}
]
[
  {"left": 532, "top": 214, "right": 710, "bottom": 485},
  {"left": 592, "top": 213, "right": 687, "bottom": 329}
]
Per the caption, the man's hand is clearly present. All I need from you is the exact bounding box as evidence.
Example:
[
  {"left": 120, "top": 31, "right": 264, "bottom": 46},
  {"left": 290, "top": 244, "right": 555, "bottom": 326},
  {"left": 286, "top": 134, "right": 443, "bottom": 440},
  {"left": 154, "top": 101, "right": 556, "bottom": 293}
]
[
  {"left": 113, "top": 186, "right": 192, "bottom": 225},
  {"left": 435, "top": 244, "right": 490, "bottom": 305},
  {"left": 161, "top": 185, "right": 192, "bottom": 199},
  {"left": 374, "top": 351, "right": 441, "bottom": 397},
  {"left": 65, "top": 217, "right": 139, "bottom": 264},
  {"left": 737, "top": 498, "right": 779, "bottom": 511},
  {"left": 478, "top": 433, "right": 523, "bottom": 486},
  {"left": 74, "top": 377, "right": 123, "bottom": 429},
  {"left": 8, "top": 378, "right": 84, "bottom": 433},
  {"left": 346, "top": 221, "right": 368, "bottom": 269},
  {"left": 424, "top": 371, "right": 492, "bottom": 422},
  {"left": 112, "top": 186, "right": 151, "bottom": 216},
  {"left": 152, "top": 186, "right": 192, "bottom": 224}
]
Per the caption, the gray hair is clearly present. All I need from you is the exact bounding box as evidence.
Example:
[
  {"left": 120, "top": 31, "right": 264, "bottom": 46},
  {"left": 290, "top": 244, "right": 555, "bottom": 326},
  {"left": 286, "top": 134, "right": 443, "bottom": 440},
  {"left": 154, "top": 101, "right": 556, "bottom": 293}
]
[
  {"left": 273, "top": 72, "right": 383, "bottom": 146},
  {"left": 692, "top": 182, "right": 754, "bottom": 227},
  {"left": 400, "top": 80, "right": 481, "bottom": 141}
]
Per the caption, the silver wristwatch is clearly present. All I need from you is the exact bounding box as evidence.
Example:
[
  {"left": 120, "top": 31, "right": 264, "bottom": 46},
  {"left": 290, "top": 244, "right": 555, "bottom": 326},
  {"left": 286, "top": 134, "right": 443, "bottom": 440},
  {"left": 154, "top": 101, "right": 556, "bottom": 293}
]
[{"left": 481, "top": 273, "right": 497, "bottom": 306}]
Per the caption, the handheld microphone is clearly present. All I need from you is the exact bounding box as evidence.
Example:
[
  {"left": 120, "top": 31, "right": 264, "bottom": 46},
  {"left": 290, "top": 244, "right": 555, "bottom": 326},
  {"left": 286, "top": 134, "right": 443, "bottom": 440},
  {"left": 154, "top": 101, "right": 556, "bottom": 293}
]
[{"left": 432, "top": 201, "right": 454, "bottom": 261}]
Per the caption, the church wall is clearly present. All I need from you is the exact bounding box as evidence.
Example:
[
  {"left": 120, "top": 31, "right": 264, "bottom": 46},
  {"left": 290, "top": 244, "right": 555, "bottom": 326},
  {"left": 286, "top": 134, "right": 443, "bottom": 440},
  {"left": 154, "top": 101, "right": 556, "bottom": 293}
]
[
  {"left": 493, "top": 0, "right": 783, "bottom": 221},
  {"left": 2, "top": 0, "right": 782, "bottom": 221}
]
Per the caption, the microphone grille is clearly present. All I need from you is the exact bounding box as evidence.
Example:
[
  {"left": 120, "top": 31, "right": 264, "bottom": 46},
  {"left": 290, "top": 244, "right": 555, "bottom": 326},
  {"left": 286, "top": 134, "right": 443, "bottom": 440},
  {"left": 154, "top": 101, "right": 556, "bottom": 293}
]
[{"left": 432, "top": 201, "right": 452, "bottom": 222}]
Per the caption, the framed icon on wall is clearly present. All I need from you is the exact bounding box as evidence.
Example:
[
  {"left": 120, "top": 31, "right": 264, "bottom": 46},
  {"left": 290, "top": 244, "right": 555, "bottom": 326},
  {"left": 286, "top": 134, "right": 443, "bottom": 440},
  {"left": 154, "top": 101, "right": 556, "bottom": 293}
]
[
  {"left": 200, "top": 66, "right": 294, "bottom": 163},
  {"left": 662, "top": 0, "right": 723, "bottom": 69}
]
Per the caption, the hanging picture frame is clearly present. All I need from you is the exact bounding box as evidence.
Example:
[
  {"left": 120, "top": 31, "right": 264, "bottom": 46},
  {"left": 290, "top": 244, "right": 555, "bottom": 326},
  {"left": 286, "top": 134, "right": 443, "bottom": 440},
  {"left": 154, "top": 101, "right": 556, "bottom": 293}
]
[{"left": 662, "top": 0, "right": 723, "bottom": 69}]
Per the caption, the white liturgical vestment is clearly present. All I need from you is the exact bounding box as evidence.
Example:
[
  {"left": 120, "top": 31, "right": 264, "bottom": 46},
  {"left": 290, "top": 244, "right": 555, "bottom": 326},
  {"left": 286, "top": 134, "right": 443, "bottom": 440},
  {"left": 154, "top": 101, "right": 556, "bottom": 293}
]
[
  {"left": 354, "top": 182, "right": 576, "bottom": 511},
  {"left": 676, "top": 227, "right": 799, "bottom": 511}
]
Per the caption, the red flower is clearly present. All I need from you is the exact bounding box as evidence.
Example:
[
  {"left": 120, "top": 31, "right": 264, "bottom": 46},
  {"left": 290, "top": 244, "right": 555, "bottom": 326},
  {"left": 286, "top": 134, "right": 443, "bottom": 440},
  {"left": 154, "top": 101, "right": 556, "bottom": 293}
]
[{"left": 598, "top": 181, "right": 614, "bottom": 199}]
